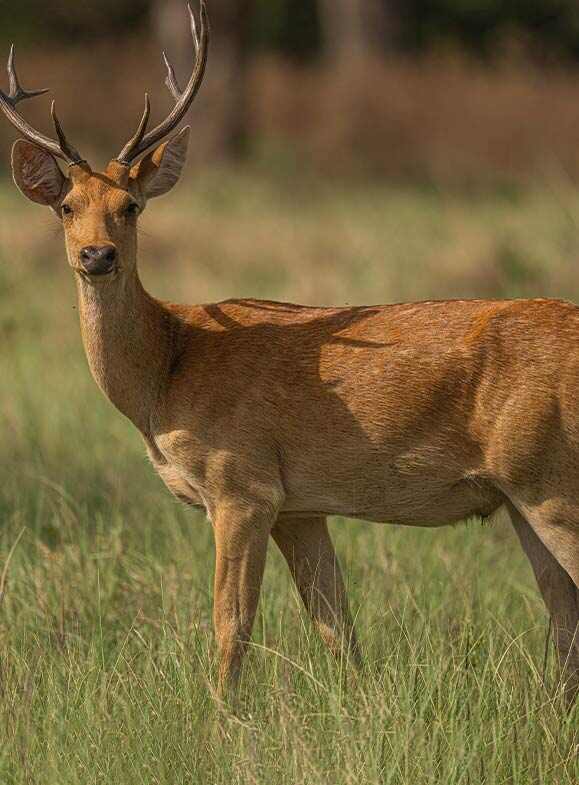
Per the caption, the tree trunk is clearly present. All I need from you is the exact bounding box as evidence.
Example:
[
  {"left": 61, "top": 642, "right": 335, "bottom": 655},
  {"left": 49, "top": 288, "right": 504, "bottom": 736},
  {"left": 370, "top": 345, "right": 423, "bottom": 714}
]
[{"left": 318, "top": 0, "right": 396, "bottom": 61}]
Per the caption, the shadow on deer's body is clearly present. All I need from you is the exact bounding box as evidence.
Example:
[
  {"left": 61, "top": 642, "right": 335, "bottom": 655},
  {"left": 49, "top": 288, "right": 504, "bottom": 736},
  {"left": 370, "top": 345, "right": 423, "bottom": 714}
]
[{"left": 1, "top": 2, "right": 577, "bottom": 703}]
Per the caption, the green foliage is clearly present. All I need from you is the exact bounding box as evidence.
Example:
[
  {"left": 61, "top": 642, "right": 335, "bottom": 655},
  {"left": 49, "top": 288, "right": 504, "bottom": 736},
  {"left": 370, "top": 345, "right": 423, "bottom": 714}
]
[
  {"left": 3, "top": 0, "right": 579, "bottom": 62},
  {"left": 252, "top": 0, "right": 321, "bottom": 58},
  {"left": 400, "top": 0, "right": 579, "bottom": 60},
  {"left": 0, "top": 0, "right": 149, "bottom": 45}
]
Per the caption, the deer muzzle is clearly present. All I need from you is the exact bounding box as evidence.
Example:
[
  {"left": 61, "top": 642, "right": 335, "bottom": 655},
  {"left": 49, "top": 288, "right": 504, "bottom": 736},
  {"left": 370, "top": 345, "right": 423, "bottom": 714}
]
[{"left": 79, "top": 245, "right": 118, "bottom": 277}]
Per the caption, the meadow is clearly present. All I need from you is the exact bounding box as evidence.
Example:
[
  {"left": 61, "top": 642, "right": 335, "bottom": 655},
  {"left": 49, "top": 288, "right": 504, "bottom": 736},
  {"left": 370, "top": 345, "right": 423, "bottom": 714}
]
[{"left": 0, "top": 167, "right": 578, "bottom": 784}]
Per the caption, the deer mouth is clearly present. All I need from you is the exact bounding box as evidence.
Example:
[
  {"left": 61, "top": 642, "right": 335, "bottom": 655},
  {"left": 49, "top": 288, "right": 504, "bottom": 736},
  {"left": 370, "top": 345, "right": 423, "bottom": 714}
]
[{"left": 72, "top": 263, "right": 121, "bottom": 283}]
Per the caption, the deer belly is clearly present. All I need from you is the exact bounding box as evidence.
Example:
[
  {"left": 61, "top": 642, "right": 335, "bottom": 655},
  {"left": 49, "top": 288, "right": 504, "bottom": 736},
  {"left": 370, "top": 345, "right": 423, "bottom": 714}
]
[{"left": 281, "top": 460, "right": 504, "bottom": 526}]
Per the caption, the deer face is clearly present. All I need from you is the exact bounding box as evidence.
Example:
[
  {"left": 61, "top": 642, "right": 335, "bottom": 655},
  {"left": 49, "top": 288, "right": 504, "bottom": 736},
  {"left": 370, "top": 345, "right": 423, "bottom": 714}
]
[
  {"left": 60, "top": 165, "right": 139, "bottom": 281},
  {"left": 0, "top": 2, "right": 207, "bottom": 283},
  {"left": 10, "top": 130, "right": 190, "bottom": 282}
]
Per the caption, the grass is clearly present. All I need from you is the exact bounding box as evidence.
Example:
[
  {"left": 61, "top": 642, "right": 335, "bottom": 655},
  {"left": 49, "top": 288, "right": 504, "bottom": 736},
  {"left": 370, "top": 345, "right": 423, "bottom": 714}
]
[{"left": 0, "top": 168, "right": 578, "bottom": 784}]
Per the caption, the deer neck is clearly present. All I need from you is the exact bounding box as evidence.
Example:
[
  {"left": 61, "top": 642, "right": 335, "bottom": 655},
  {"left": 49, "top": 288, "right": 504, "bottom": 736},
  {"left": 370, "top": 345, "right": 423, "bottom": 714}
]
[{"left": 75, "top": 269, "right": 172, "bottom": 435}]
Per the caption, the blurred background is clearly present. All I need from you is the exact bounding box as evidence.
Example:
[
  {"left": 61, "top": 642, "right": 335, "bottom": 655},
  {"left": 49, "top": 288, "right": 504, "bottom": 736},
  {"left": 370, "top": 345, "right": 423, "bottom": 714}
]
[
  {"left": 1, "top": 1, "right": 579, "bottom": 330},
  {"left": 4, "top": 0, "right": 579, "bottom": 182}
]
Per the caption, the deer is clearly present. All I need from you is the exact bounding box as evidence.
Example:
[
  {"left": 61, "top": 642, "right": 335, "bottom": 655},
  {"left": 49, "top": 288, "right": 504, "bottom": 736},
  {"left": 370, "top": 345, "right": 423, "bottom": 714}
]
[{"left": 1, "top": 2, "right": 577, "bottom": 704}]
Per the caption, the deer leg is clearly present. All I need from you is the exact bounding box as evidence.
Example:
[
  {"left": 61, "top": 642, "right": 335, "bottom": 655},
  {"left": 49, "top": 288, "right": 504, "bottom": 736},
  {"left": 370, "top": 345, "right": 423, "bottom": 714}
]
[
  {"left": 271, "top": 515, "right": 361, "bottom": 668},
  {"left": 508, "top": 503, "right": 579, "bottom": 705},
  {"left": 212, "top": 501, "right": 275, "bottom": 696}
]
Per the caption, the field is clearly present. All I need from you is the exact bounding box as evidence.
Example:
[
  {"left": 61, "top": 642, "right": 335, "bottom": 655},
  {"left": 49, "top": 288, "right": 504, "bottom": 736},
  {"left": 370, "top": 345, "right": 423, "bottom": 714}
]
[{"left": 0, "top": 168, "right": 578, "bottom": 784}]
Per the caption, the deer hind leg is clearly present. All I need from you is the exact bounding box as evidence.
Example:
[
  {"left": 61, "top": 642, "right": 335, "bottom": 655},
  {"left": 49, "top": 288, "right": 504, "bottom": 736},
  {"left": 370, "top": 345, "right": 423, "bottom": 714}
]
[
  {"left": 507, "top": 502, "right": 579, "bottom": 705},
  {"left": 271, "top": 515, "right": 361, "bottom": 668},
  {"left": 211, "top": 499, "right": 277, "bottom": 696}
]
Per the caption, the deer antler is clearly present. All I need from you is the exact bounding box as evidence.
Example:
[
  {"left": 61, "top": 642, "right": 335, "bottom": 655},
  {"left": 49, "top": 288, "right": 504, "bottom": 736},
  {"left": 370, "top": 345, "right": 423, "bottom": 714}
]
[
  {"left": 116, "top": 1, "right": 209, "bottom": 166},
  {"left": 0, "top": 45, "right": 84, "bottom": 166}
]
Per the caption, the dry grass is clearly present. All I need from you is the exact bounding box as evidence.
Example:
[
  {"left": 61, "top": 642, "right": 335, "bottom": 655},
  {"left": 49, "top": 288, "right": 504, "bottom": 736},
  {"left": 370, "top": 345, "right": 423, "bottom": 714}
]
[
  {"left": 4, "top": 45, "right": 579, "bottom": 182},
  {"left": 3, "top": 164, "right": 579, "bottom": 307},
  {"left": 252, "top": 54, "right": 579, "bottom": 182}
]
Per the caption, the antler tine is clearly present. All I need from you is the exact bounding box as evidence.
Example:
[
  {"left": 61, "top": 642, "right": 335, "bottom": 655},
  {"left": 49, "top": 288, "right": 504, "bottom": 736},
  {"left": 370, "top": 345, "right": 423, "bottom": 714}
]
[
  {"left": 162, "top": 3, "right": 199, "bottom": 102},
  {"left": 7, "top": 45, "right": 49, "bottom": 106},
  {"left": 51, "top": 101, "right": 84, "bottom": 164},
  {"left": 117, "top": 93, "right": 151, "bottom": 164},
  {"left": 0, "top": 45, "right": 84, "bottom": 166},
  {"left": 188, "top": 2, "right": 200, "bottom": 51},
  {"left": 162, "top": 52, "right": 182, "bottom": 102},
  {"left": 116, "top": 0, "right": 209, "bottom": 166}
]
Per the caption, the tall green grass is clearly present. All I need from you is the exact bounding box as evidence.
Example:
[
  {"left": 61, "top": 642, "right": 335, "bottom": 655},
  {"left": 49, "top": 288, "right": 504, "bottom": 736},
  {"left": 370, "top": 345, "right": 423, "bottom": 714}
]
[{"left": 0, "top": 172, "right": 577, "bottom": 784}]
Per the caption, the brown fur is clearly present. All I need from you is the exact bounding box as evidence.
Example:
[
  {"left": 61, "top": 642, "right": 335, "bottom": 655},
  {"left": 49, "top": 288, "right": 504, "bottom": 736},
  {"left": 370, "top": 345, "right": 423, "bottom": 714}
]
[{"left": 8, "top": 140, "right": 579, "bottom": 702}]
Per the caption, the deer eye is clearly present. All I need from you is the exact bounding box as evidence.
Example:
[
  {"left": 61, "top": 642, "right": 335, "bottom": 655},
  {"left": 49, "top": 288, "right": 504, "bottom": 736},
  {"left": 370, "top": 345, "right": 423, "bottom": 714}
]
[
  {"left": 125, "top": 202, "right": 139, "bottom": 217},
  {"left": 61, "top": 204, "right": 73, "bottom": 216}
]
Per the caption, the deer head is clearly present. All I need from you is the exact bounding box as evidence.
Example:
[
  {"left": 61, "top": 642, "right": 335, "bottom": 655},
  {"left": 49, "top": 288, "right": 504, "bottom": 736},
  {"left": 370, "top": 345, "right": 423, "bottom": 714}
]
[{"left": 1, "top": 2, "right": 209, "bottom": 283}]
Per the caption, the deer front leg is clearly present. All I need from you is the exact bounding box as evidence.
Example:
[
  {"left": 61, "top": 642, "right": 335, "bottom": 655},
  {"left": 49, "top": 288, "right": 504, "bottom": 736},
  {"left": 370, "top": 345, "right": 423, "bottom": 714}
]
[
  {"left": 272, "top": 515, "right": 362, "bottom": 668},
  {"left": 212, "top": 501, "right": 275, "bottom": 696}
]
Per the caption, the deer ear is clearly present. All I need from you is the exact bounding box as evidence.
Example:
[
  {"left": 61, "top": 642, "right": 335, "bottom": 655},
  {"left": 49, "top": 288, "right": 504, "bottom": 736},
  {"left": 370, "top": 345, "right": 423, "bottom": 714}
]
[
  {"left": 130, "top": 126, "right": 190, "bottom": 199},
  {"left": 11, "top": 140, "right": 67, "bottom": 208}
]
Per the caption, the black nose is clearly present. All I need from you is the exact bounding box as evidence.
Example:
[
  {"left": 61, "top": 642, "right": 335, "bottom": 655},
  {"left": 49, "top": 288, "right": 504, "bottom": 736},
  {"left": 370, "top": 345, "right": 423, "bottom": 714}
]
[{"left": 79, "top": 245, "right": 117, "bottom": 276}]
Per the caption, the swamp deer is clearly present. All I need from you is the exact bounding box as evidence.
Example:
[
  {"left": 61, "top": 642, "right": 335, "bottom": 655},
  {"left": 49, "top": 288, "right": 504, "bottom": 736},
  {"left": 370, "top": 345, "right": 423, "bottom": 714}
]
[{"left": 1, "top": 2, "right": 578, "bottom": 702}]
